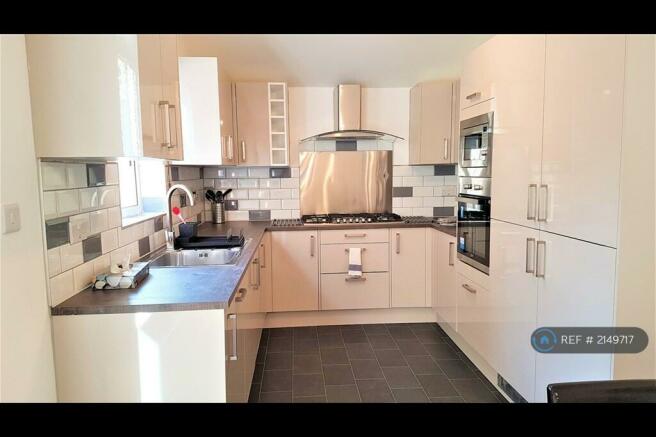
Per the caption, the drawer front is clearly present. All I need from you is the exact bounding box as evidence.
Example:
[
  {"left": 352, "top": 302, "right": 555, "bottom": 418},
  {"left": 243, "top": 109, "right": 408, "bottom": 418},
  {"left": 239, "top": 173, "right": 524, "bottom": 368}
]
[
  {"left": 321, "top": 243, "right": 389, "bottom": 273},
  {"left": 321, "top": 273, "right": 390, "bottom": 310},
  {"left": 320, "top": 228, "right": 389, "bottom": 245}
]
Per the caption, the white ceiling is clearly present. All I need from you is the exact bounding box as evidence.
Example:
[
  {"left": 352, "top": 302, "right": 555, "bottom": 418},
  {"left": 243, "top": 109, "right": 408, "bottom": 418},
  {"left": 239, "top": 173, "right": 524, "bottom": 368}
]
[{"left": 177, "top": 34, "right": 492, "bottom": 87}]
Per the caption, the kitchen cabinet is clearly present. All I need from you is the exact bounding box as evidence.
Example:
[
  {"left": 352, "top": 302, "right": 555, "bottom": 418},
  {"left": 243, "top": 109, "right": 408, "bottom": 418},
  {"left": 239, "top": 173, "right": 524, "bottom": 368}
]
[
  {"left": 271, "top": 231, "right": 319, "bottom": 312},
  {"left": 408, "top": 81, "right": 456, "bottom": 165},
  {"left": 137, "top": 34, "right": 184, "bottom": 161},
  {"left": 488, "top": 35, "right": 546, "bottom": 230},
  {"left": 433, "top": 230, "right": 457, "bottom": 331},
  {"left": 540, "top": 35, "right": 625, "bottom": 248},
  {"left": 391, "top": 228, "right": 427, "bottom": 308},
  {"left": 224, "top": 296, "right": 242, "bottom": 403},
  {"left": 220, "top": 80, "right": 237, "bottom": 165},
  {"left": 26, "top": 35, "right": 142, "bottom": 158},
  {"left": 321, "top": 273, "right": 390, "bottom": 310},
  {"left": 258, "top": 232, "right": 273, "bottom": 313}
]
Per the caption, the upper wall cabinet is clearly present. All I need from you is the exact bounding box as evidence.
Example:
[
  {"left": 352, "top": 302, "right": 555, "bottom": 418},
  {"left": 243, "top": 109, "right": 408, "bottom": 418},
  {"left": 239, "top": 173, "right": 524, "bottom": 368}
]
[
  {"left": 408, "top": 81, "right": 456, "bottom": 165},
  {"left": 26, "top": 35, "right": 142, "bottom": 158},
  {"left": 234, "top": 82, "right": 289, "bottom": 166},
  {"left": 137, "top": 34, "right": 184, "bottom": 161}
]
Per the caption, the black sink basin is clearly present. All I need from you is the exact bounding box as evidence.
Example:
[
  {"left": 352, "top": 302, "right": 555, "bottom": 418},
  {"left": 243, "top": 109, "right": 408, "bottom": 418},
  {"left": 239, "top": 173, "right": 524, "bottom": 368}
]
[{"left": 174, "top": 235, "right": 245, "bottom": 250}]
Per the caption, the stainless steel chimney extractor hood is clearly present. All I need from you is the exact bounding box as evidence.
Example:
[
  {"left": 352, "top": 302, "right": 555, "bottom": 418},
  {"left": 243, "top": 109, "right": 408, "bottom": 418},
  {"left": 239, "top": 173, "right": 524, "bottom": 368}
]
[{"left": 300, "top": 84, "right": 403, "bottom": 143}]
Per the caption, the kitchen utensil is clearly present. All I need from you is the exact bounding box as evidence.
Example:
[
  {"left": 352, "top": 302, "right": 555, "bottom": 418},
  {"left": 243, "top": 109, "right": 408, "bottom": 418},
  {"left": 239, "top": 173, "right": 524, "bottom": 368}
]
[
  {"left": 215, "top": 190, "right": 223, "bottom": 203},
  {"left": 220, "top": 189, "right": 232, "bottom": 203},
  {"left": 205, "top": 189, "right": 216, "bottom": 203},
  {"left": 211, "top": 202, "right": 225, "bottom": 224}
]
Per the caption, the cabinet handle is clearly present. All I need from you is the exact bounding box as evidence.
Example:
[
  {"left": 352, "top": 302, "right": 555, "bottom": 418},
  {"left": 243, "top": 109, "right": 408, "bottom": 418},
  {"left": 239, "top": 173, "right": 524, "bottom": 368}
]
[
  {"left": 250, "top": 259, "right": 259, "bottom": 288},
  {"left": 240, "top": 140, "right": 246, "bottom": 162},
  {"left": 527, "top": 184, "right": 538, "bottom": 220},
  {"left": 465, "top": 92, "right": 481, "bottom": 100},
  {"left": 310, "top": 235, "right": 315, "bottom": 257},
  {"left": 168, "top": 104, "right": 178, "bottom": 148},
  {"left": 228, "top": 313, "right": 237, "bottom": 361},
  {"left": 221, "top": 136, "right": 226, "bottom": 159},
  {"left": 344, "top": 248, "right": 366, "bottom": 253},
  {"left": 443, "top": 138, "right": 449, "bottom": 160},
  {"left": 525, "top": 238, "right": 536, "bottom": 274},
  {"left": 235, "top": 287, "right": 247, "bottom": 302},
  {"left": 395, "top": 232, "right": 400, "bottom": 254},
  {"left": 345, "top": 276, "right": 366, "bottom": 282},
  {"left": 448, "top": 242, "right": 454, "bottom": 266},
  {"left": 158, "top": 101, "right": 171, "bottom": 148},
  {"left": 536, "top": 240, "right": 546, "bottom": 278},
  {"left": 260, "top": 243, "right": 266, "bottom": 268},
  {"left": 462, "top": 283, "right": 477, "bottom": 294},
  {"left": 228, "top": 136, "right": 234, "bottom": 160},
  {"left": 344, "top": 233, "right": 367, "bottom": 238},
  {"left": 538, "top": 185, "right": 549, "bottom": 222}
]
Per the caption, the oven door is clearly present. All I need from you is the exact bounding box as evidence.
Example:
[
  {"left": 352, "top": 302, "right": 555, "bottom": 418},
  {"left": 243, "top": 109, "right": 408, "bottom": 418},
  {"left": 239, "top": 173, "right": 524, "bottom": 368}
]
[{"left": 457, "top": 195, "right": 491, "bottom": 274}]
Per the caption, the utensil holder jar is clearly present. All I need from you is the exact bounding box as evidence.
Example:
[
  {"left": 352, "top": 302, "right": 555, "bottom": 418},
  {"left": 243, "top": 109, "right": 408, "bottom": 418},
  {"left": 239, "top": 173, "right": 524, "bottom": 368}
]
[{"left": 212, "top": 203, "right": 225, "bottom": 224}]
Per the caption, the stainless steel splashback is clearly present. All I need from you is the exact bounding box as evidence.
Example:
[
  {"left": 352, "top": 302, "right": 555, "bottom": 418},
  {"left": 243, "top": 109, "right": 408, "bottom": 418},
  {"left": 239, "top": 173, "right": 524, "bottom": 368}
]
[{"left": 299, "top": 151, "right": 392, "bottom": 216}]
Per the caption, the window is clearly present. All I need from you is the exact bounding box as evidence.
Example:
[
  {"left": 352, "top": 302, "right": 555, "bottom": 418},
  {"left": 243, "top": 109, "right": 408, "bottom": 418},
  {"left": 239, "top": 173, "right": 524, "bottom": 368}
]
[{"left": 118, "top": 157, "right": 166, "bottom": 222}]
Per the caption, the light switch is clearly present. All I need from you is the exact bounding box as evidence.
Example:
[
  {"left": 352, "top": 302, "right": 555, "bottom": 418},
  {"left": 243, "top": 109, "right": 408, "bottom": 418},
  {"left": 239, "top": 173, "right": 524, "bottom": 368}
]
[{"left": 2, "top": 203, "right": 21, "bottom": 234}]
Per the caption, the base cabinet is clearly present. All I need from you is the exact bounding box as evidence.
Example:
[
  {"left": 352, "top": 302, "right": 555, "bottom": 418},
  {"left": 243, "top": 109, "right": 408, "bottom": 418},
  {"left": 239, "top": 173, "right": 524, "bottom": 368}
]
[
  {"left": 271, "top": 231, "right": 319, "bottom": 312},
  {"left": 434, "top": 230, "right": 457, "bottom": 331},
  {"left": 321, "top": 273, "right": 390, "bottom": 310},
  {"left": 391, "top": 228, "right": 427, "bottom": 308}
]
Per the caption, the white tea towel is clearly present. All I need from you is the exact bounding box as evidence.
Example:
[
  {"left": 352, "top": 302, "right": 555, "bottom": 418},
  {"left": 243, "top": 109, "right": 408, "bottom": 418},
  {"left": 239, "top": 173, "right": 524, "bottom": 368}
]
[{"left": 348, "top": 247, "right": 363, "bottom": 278}]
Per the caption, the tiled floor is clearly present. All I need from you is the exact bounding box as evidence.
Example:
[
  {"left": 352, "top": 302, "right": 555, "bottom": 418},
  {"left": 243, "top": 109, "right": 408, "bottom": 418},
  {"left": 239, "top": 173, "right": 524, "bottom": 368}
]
[{"left": 248, "top": 322, "right": 508, "bottom": 403}]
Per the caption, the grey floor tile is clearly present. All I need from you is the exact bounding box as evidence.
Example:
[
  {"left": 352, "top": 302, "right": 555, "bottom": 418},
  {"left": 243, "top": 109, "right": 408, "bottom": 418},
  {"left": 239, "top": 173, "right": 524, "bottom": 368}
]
[
  {"left": 293, "top": 326, "right": 318, "bottom": 339},
  {"left": 341, "top": 330, "right": 368, "bottom": 343},
  {"left": 437, "top": 359, "right": 478, "bottom": 379},
  {"left": 294, "top": 395, "right": 326, "bottom": 403},
  {"left": 249, "top": 383, "right": 260, "bottom": 403},
  {"left": 268, "top": 336, "right": 293, "bottom": 352},
  {"left": 405, "top": 356, "right": 444, "bottom": 375},
  {"left": 261, "top": 370, "right": 292, "bottom": 392},
  {"left": 293, "top": 374, "right": 325, "bottom": 398},
  {"left": 413, "top": 329, "right": 445, "bottom": 345},
  {"left": 264, "top": 352, "right": 292, "bottom": 370},
  {"left": 323, "top": 364, "right": 355, "bottom": 386},
  {"left": 259, "top": 391, "right": 292, "bottom": 403},
  {"left": 363, "top": 324, "right": 389, "bottom": 335},
  {"left": 294, "top": 338, "right": 319, "bottom": 354},
  {"left": 424, "top": 342, "right": 459, "bottom": 360},
  {"left": 345, "top": 342, "right": 375, "bottom": 359},
  {"left": 368, "top": 334, "right": 398, "bottom": 350},
  {"left": 256, "top": 347, "right": 267, "bottom": 364},
  {"left": 320, "top": 347, "right": 349, "bottom": 365},
  {"left": 395, "top": 339, "right": 429, "bottom": 356},
  {"left": 318, "top": 334, "right": 344, "bottom": 349},
  {"left": 388, "top": 326, "right": 416, "bottom": 340},
  {"left": 317, "top": 325, "right": 341, "bottom": 336},
  {"left": 382, "top": 367, "right": 420, "bottom": 389},
  {"left": 338, "top": 324, "right": 364, "bottom": 332},
  {"left": 351, "top": 359, "right": 384, "bottom": 380},
  {"left": 269, "top": 328, "right": 292, "bottom": 338},
  {"left": 326, "top": 385, "right": 361, "bottom": 403},
  {"left": 430, "top": 396, "right": 465, "bottom": 403},
  {"left": 374, "top": 349, "right": 407, "bottom": 367},
  {"left": 356, "top": 379, "right": 394, "bottom": 403},
  {"left": 392, "top": 388, "right": 430, "bottom": 403},
  {"left": 417, "top": 373, "right": 459, "bottom": 398},
  {"left": 451, "top": 378, "right": 500, "bottom": 403},
  {"left": 253, "top": 363, "right": 264, "bottom": 383},
  {"left": 293, "top": 354, "right": 322, "bottom": 374},
  {"left": 408, "top": 323, "right": 438, "bottom": 331}
]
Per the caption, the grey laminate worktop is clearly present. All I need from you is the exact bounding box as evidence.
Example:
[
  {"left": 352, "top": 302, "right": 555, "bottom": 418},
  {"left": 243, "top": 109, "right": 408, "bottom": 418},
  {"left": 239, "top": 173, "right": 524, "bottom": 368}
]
[{"left": 51, "top": 220, "right": 455, "bottom": 316}]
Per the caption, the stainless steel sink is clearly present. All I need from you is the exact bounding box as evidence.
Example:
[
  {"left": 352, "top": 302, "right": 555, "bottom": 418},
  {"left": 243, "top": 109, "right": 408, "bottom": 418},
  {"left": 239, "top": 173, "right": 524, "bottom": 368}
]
[{"left": 149, "top": 239, "right": 250, "bottom": 268}]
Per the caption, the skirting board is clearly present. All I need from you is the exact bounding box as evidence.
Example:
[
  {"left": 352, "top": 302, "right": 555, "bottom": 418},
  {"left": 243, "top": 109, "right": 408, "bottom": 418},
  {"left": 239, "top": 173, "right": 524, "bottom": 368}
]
[
  {"left": 264, "top": 307, "right": 434, "bottom": 328},
  {"left": 435, "top": 312, "right": 513, "bottom": 403}
]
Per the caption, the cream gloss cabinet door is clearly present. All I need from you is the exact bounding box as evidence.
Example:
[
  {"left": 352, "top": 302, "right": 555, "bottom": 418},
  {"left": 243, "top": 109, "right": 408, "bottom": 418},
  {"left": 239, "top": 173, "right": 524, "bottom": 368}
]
[
  {"left": 159, "top": 34, "right": 184, "bottom": 161},
  {"left": 408, "top": 85, "right": 422, "bottom": 164},
  {"left": 540, "top": 35, "right": 626, "bottom": 248},
  {"left": 489, "top": 35, "right": 546, "bottom": 230},
  {"left": 258, "top": 232, "right": 273, "bottom": 313},
  {"left": 271, "top": 231, "right": 319, "bottom": 312},
  {"left": 419, "top": 81, "right": 454, "bottom": 164},
  {"left": 220, "top": 81, "right": 237, "bottom": 165},
  {"left": 434, "top": 231, "right": 457, "bottom": 331},
  {"left": 391, "top": 228, "right": 427, "bottom": 308},
  {"left": 534, "top": 232, "right": 616, "bottom": 403},
  {"left": 225, "top": 297, "right": 242, "bottom": 403},
  {"left": 489, "top": 219, "right": 538, "bottom": 403},
  {"left": 234, "top": 82, "right": 271, "bottom": 166}
]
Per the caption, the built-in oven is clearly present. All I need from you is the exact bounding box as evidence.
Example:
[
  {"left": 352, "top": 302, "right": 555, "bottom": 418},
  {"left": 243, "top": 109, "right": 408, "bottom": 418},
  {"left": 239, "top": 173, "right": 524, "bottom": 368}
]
[
  {"left": 457, "top": 178, "right": 491, "bottom": 275},
  {"left": 459, "top": 112, "right": 493, "bottom": 178}
]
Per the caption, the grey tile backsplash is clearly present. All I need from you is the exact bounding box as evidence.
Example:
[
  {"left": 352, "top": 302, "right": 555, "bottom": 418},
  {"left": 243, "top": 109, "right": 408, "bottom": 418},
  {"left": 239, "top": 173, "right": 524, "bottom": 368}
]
[{"left": 392, "top": 164, "right": 457, "bottom": 217}]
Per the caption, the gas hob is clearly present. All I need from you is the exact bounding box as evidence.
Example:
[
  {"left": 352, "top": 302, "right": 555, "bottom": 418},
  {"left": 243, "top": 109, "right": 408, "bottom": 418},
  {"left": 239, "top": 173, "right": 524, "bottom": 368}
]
[{"left": 301, "top": 213, "right": 403, "bottom": 225}]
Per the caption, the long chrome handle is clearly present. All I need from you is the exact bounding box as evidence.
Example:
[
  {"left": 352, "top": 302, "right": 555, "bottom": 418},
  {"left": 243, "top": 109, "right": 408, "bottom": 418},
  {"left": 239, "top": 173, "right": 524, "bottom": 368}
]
[
  {"left": 443, "top": 138, "right": 449, "bottom": 160},
  {"left": 527, "top": 184, "right": 538, "bottom": 220},
  {"left": 310, "top": 235, "right": 315, "bottom": 257},
  {"left": 536, "top": 240, "right": 546, "bottom": 278},
  {"left": 344, "top": 233, "right": 367, "bottom": 238},
  {"left": 168, "top": 104, "right": 178, "bottom": 148},
  {"left": 465, "top": 92, "right": 481, "bottom": 100},
  {"left": 228, "top": 313, "right": 237, "bottom": 361},
  {"left": 159, "top": 101, "right": 171, "bottom": 148},
  {"left": 344, "top": 248, "right": 366, "bottom": 253},
  {"left": 395, "top": 232, "right": 400, "bottom": 254},
  {"left": 227, "top": 136, "right": 234, "bottom": 160},
  {"left": 221, "top": 136, "right": 226, "bottom": 159},
  {"left": 250, "top": 260, "right": 260, "bottom": 288},
  {"left": 235, "top": 287, "right": 247, "bottom": 302},
  {"left": 462, "top": 283, "right": 477, "bottom": 294},
  {"left": 448, "top": 242, "right": 454, "bottom": 266},
  {"left": 525, "top": 238, "right": 536, "bottom": 274},
  {"left": 345, "top": 276, "right": 367, "bottom": 282},
  {"left": 260, "top": 243, "right": 266, "bottom": 268},
  {"left": 538, "top": 185, "right": 549, "bottom": 222},
  {"left": 240, "top": 140, "right": 246, "bottom": 162}
]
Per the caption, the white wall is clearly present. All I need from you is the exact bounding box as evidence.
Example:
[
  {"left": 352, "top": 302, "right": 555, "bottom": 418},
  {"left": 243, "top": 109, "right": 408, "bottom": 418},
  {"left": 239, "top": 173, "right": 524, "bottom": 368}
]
[{"left": 0, "top": 35, "right": 57, "bottom": 401}]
